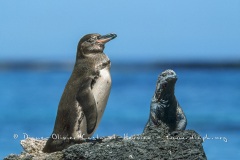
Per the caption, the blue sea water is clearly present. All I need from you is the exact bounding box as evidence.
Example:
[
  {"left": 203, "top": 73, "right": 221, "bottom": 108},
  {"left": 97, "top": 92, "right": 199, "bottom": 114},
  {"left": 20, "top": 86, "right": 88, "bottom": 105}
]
[{"left": 1, "top": 67, "right": 240, "bottom": 159}]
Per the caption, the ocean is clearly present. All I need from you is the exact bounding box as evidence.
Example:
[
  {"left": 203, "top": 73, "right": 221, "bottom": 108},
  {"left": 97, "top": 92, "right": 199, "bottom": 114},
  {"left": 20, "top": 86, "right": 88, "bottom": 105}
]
[{"left": 1, "top": 64, "right": 240, "bottom": 159}]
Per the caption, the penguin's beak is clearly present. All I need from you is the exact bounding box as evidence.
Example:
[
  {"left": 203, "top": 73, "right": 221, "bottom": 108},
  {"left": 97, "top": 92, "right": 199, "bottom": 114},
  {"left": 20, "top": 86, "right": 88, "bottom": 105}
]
[{"left": 96, "top": 33, "right": 117, "bottom": 44}]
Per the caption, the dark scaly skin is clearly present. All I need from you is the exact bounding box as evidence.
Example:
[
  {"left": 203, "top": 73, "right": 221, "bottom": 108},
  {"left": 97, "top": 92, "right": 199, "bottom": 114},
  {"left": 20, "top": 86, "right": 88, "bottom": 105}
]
[{"left": 144, "top": 69, "right": 187, "bottom": 132}]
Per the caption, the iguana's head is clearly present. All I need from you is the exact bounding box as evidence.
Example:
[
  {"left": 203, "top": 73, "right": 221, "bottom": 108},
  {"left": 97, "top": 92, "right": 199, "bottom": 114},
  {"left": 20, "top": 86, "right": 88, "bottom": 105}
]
[{"left": 155, "top": 69, "right": 177, "bottom": 98}]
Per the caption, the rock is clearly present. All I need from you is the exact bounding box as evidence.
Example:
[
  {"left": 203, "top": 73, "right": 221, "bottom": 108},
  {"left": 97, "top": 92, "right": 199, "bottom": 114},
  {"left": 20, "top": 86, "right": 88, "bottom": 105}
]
[
  {"left": 4, "top": 122, "right": 207, "bottom": 160},
  {"left": 20, "top": 138, "right": 47, "bottom": 153}
]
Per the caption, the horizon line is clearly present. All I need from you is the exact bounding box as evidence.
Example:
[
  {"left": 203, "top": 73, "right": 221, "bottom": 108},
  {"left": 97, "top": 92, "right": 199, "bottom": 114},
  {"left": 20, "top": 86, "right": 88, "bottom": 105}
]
[{"left": 0, "top": 60, "right": 240, "bottom": 71}]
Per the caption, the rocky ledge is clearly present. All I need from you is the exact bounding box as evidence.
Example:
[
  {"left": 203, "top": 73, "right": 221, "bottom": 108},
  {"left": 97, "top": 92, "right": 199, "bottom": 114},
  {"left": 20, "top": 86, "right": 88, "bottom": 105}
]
[{"left": 5, "top": 122, "right": 207, "bottom": 160}]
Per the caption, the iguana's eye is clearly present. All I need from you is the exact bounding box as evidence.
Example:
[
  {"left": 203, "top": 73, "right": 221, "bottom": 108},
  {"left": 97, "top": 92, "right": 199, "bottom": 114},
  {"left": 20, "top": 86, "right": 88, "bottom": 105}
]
[{"left": 162, "top": 73, "right": 167, "bottom": 77}]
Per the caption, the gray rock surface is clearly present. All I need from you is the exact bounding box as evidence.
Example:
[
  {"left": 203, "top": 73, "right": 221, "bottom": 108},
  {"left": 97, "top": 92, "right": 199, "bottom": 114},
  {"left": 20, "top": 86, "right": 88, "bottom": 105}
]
[{"left": 4, "top": 122, "right": 207, "bottom": 160}]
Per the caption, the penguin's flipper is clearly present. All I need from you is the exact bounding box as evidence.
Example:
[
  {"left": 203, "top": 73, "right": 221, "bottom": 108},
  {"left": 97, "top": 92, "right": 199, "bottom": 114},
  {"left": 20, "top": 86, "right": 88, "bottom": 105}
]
[{"left": 76, "top": 77, "right": 97, "bottom": 134}]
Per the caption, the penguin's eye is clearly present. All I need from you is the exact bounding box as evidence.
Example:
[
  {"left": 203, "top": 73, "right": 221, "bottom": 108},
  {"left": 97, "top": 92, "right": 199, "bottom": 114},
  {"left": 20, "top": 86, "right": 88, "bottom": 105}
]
[{"left": 87, "top": 38, "right": 94, "bottom": 43}]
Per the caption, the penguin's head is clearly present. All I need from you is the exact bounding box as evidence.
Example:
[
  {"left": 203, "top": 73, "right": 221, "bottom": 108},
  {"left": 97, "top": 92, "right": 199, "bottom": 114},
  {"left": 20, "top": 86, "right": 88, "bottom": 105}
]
[{"left": 77, "top": 33, "right": 117, "bottom": 58}]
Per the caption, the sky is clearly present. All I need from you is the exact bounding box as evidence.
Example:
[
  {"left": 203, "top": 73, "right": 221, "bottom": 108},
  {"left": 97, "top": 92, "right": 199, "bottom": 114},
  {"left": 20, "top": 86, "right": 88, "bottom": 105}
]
[{"left": 0, "top": 0, "right": 240, "bottom": 62}]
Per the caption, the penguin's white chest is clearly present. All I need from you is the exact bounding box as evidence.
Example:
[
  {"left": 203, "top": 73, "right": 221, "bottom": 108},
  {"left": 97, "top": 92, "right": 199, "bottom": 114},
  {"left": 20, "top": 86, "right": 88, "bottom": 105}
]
[{"left": 91, "top": 67, "right": 112, "bottom": 127}]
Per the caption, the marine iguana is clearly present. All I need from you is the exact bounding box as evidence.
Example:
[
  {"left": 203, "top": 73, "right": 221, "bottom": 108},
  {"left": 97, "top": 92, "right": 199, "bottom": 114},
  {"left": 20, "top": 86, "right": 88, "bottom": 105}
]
[{"left": 144, "top": 69, "right": 187, "bottom": 132}]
